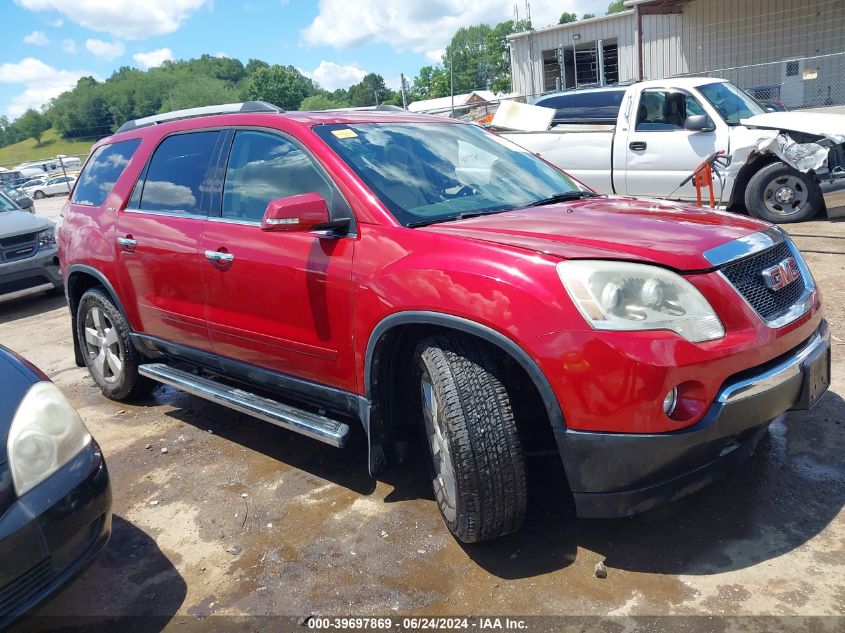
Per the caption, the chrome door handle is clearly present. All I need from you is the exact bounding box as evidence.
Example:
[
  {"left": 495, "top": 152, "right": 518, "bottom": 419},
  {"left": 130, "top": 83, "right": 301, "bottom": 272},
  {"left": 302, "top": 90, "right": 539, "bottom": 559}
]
[
  {"left": 117, "top": 237, "right": 137, "bottom": 248},
  {"left": 204, "top": 250, "right": 234, "bottom": 264}
]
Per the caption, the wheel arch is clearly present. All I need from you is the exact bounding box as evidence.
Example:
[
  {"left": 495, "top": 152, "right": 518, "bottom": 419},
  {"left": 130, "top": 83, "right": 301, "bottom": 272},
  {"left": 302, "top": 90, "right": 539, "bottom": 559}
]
[
  {"left": 66, "top": 265, "right": 129, "bottom": 368},
  {"left": 727, "top": 152, "right": 780, "bottom": 211},
  {"left": 362, "top": 311, "right": 566, "bottom": 476}
]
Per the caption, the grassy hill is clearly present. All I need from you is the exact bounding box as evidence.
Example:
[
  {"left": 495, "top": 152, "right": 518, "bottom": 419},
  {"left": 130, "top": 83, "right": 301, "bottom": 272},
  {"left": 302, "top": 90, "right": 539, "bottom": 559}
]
[{"left": 0, "top": 129, "right": 93, "bottom": 169}]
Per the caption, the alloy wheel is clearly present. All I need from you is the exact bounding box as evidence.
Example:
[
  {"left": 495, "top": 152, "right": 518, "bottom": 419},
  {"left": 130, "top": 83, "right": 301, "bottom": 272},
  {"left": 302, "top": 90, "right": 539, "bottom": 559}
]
[
  {"left": 421, "top": 372, "right": 458, "bottom": 521},
  {"left": 83, "top": 306, "right": 123, "bottom": 384}
]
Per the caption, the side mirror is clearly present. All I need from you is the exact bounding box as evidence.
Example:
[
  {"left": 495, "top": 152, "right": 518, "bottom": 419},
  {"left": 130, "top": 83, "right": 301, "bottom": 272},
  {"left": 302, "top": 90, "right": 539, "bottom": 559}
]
[
  {"left": 684, "top": 114, "right": 716, "bottom": 132},
  {"left": 261, "top": 193, "right": 331, "bottom": 232}
]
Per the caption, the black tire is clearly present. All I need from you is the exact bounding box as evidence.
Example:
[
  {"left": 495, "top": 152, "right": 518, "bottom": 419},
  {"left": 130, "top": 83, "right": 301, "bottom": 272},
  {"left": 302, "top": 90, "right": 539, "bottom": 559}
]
[
  {"left": 414, "top": 334, "right": 527, "bottom": 543},
  {"left": 33, "top": 190, "right": 45, "bottom": 200},
  {"left": 76, "top": 287, "right": 154, "bottom": 400},
  {"left": 745, "top": 162, "right": 823, "bottom": 223}
]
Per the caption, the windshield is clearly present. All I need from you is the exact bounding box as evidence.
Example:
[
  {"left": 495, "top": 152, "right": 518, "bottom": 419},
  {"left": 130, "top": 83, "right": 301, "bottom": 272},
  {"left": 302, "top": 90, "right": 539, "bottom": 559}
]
[
  {"left": 313, "top": 122, "right": 584, "bottom": 226},
  {"left": 698, "top": 81, "right": 766, "bottom": 125},
  {"left": 0, "top": 192, "right": 18, "bottom": 211}
]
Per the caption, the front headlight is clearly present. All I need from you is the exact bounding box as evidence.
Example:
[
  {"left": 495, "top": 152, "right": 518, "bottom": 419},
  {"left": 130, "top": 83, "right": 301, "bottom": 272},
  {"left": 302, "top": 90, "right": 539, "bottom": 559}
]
[
  {"left": 7, "top": 382, "right": 92, "bottom": 496},
  {"left": 38, "top": 228, "right": 56, "bottom": 246},
  {"left": 557, "top": 260, "right": 725, "bottom": 343}
]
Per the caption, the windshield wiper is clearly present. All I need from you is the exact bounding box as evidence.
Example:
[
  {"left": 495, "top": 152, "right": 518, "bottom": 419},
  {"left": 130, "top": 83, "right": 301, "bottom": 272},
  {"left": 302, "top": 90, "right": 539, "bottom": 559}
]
[
  {"left": 407, "top": 209, "right": 510, "bottom": 228},
  {"left": 526, "top": 191, "right": 601, "bottom": 207}
]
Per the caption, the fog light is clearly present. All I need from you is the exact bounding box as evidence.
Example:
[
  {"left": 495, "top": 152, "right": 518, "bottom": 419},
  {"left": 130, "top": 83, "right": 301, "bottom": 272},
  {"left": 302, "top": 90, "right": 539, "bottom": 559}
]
[{"left": 663, "top": 388, "right": 678, "bottom": 416}]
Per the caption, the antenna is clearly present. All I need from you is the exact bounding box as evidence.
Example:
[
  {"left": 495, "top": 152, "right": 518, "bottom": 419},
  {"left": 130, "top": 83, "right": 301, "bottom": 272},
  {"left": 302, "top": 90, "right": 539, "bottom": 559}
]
[{"left": 525, "top": 0, "right": 531, "bottom": 23}]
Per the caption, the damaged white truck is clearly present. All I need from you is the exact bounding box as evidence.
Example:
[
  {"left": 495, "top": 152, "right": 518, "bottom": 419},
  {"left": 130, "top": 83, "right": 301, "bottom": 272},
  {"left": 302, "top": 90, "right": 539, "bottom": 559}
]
[{"left": 497, "top": 77, "right": 845, "bottom": 223}]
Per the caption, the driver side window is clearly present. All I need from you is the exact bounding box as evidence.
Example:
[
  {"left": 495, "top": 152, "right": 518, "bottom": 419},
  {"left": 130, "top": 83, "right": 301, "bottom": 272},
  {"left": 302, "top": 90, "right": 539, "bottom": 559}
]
[{"left": 635, "top": 91, "right": 705, "bottom": 131}]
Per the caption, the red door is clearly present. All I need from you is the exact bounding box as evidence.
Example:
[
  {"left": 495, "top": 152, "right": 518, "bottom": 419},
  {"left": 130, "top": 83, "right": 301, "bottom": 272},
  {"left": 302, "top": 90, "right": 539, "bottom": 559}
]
[
  {"left": 200, "top": 129, "right": 356, "bottom": 390},
  {"left": 114, "top": 130, "right": 223, "bottom": 352}
]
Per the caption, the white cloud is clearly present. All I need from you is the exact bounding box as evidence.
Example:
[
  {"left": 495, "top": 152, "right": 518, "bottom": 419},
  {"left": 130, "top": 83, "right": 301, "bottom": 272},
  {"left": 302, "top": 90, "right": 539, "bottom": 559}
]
[
  {"left": 85, "top": 38, "right": 125, "bottom": 61},
  {"left": 50, "top": 18, "right": 63, "bottom": 27},
  {"left": 133, "top": 48, "right": 173, "bottom": 70},
  {"left": 0, "top": 57, "right": 92, "bottom": 117},
  {"left": 61, "top": 38, "right": 76, "bottom": 53},
  {"left": 213, "top": 51, "right": 228, "bottom": 58},
  {"left": 301, "top": 61, "right": 367, "bottom": 91},
  {"left": 301, "top": 0, "right": 611, "bottom": 59},
  {"left": 14, "top": 0, "right": 210, "bottom": 40},
  {"left": 23, "top": 30, "right": 50, "bottom": 46}
]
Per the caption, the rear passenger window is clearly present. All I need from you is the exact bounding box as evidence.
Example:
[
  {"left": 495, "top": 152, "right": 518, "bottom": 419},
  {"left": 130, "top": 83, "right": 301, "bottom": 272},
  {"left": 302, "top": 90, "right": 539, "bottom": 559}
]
[
  {"left": 222, "top": 131, "right": 334, "bottom": 223},
  {"left": 139, "top": 131, "right": 219, "bottom": 215},
  {"left": 71, "top": 139, "right": 141, "bottom": 206}
]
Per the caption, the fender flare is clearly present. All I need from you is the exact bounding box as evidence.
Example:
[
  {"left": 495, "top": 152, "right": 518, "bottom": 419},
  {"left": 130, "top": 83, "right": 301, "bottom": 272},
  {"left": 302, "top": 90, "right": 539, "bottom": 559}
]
[
  {"left": 66, "top": 265, "right": 129, "bottom": 367},
  {"left": 364, "top": 311, "right": 566, "bottom": 430}
]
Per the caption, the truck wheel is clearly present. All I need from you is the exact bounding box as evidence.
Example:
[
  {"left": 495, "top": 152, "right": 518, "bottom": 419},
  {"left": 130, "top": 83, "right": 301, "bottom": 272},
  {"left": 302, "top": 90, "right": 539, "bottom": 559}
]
[
  {"left": 745, "top": 162, "right": 823, "bottom": 223},
  {"left": 77, "top": 287, "right": 154, "bottom": 401},
  {"left": 414, "top": 334, "right": 527, "bottom": 543}
]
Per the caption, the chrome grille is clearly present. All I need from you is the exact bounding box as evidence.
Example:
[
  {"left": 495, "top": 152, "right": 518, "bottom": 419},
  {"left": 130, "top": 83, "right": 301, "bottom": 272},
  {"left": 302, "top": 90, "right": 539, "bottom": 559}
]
[{"left": 721, "top": 241, "right": 807, "bottom": 322}]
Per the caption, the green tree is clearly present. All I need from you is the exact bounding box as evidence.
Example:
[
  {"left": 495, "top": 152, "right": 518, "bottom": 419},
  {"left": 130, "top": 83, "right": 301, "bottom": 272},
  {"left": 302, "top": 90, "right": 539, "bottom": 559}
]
[
  {"left": 348, "top": 73, "right": 391, "bottom": 107},
  {"left": 411, "top": 65, "right": 450, "bottom": 100},
  {"left": 245, "top": 58, "right": 269, "bottom": 76},
  {"left": 49, "top": 76, "right": 112, "bottom": 139},
  {"left": 443, "top": 24, "right": 494, "bottom": 93},
  {"left": 607, "top": 1, "right": 626, "bottom": 14},
  {"left": 299, "top": 94, "right": 347, "bottom": 111},
  {"left": 160, "top": 75, "right": 238, "bottom": 112},
  {"left": 16, "top": 109, "right": 50, "bottom": 145},
  {"left": 559, "top": 12, "right": 577, "bottom": 24},
  {"left": 582, "top": 13, "right": 596, "bottom": 19},
  {"left": 244, "top": 65, "right": 315, "bottom": 110},
  {"left": 487, "top": 19, "right": 531, "bottom": 93}
]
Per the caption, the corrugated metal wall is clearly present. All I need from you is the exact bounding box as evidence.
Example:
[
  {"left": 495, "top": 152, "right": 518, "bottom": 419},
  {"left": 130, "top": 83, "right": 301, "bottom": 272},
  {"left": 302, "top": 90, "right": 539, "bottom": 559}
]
[
  {"left": 642, "top": 0, "right": 845, "bottom": 79},
  {"left": 510, "top": 0, "right": 845, "bottom": 99},
  {"left": 509, "top": 11, "right": 638, "bottom": 97}
]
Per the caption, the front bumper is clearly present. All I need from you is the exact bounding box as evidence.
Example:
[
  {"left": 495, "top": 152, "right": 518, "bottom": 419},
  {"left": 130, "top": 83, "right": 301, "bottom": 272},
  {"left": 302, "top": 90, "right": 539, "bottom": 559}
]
[
  {"left": 0, "top": 245, "right": 62, "bottom": 301},
  {"left": 0, "top": 440, "right": 112, "bottom": 626},
  {"left": 558, "top": 320, "right": 831, "bottom": 518}
]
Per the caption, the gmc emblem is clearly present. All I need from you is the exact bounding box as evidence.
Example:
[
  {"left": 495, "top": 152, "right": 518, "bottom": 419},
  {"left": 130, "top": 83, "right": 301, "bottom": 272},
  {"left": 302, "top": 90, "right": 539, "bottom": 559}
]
[{"left": 761, "top": 257, "right": 801, "bottom": 291}]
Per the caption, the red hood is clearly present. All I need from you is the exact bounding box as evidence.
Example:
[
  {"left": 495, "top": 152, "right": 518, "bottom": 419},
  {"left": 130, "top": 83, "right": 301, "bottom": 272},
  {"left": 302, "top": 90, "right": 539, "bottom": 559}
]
[{"left": 420, "top": 197, "right": 770, "bottom": 271}]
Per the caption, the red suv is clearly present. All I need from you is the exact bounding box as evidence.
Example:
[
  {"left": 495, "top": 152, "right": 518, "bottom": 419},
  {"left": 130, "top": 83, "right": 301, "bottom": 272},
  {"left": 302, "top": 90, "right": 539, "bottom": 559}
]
[{"left": 57, "top": 102, "right": 830, "bottom": 543}]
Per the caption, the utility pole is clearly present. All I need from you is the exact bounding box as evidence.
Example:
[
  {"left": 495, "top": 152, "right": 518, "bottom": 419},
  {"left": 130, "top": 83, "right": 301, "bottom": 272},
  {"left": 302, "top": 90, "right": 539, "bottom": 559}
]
[
  {"left": 400, "top": 73, "right": 408, "bottom": 109},
  {"left": 450, "top": 55, "right": 455, "bottom": 117}
]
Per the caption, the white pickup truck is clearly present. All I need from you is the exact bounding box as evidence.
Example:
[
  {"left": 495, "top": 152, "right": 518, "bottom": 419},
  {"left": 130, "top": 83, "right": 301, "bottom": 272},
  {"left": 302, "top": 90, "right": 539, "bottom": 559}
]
[{"left": 498, "top": 77, "right": 845, "bottom": 223}]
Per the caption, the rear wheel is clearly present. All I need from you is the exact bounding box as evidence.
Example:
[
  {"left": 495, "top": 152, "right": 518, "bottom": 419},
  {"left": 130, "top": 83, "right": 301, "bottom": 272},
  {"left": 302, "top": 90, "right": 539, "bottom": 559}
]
[
  {"left": 745, "top": 162, "right": 823, "bottom": 223},
  {"left": 414, "top": 334, "right": 527, "bottom": 543},
  {"left": 76, "top": 287, "right": 153, "bottom": 400}
]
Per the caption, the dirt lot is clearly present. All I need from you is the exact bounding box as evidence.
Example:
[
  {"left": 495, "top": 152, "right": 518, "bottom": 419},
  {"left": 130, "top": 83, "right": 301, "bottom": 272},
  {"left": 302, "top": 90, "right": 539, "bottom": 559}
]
[{"left": 2, "top": 196, "right": 844, "bottom": 629}]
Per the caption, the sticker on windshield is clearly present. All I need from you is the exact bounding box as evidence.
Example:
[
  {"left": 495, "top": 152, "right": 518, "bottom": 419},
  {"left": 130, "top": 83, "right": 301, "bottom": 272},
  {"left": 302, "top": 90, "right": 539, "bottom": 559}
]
[{"left": 331, "top": 129, "right": 358, "bottom": 139}]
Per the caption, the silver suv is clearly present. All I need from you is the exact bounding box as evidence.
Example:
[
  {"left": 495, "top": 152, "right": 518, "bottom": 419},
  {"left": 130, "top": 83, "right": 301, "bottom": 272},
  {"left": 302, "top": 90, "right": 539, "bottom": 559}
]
[{"left": 0, "top": 192, "right": 61, "bottom": 301}]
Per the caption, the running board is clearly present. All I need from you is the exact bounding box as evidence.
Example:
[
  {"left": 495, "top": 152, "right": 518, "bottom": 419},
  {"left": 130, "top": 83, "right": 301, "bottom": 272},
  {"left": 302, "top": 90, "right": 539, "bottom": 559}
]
[{"left": 138, "top": 363, "right": 350, "bottom": 447}]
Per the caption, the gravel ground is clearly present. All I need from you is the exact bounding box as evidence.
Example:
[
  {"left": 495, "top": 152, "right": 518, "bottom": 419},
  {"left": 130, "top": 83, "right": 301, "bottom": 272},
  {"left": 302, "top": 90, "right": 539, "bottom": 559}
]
[{"left": 1, "top": 194, "right": 843, "bottom": 631}]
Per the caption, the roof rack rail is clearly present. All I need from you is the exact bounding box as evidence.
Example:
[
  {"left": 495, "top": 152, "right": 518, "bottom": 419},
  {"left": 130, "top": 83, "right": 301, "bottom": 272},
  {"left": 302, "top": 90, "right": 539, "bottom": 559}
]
[{"left": 116, "top": 101, "right": 284, "bottom": 133}]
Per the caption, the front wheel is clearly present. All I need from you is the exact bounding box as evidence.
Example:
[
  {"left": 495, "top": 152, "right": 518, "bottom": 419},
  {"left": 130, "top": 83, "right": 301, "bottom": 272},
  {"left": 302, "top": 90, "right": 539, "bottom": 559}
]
[
  {"left": 414, "top": 334, "right": 527, "bottom": 543},
  {"left": 76, "top": 287, "right": 154, "bottom": 400},
  {"left": 745, "top": 162, "right": 823, "bottom": 223},
  {"left": 33, "top": 190, "right": 45, "bottom": 200}
]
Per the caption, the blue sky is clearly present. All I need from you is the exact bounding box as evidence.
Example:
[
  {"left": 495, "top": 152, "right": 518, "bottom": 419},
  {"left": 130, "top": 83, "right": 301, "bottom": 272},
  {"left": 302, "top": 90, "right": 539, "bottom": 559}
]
[{"left": 1, "top": 0, "right": 611, "bottom": 119}]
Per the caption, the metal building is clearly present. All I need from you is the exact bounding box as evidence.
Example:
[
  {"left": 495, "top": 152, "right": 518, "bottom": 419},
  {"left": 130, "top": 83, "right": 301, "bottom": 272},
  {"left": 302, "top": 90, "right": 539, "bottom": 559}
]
[{"left": 507, "top": 0, "right": 845, "bottom": 108}]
